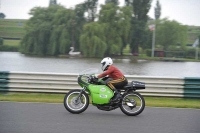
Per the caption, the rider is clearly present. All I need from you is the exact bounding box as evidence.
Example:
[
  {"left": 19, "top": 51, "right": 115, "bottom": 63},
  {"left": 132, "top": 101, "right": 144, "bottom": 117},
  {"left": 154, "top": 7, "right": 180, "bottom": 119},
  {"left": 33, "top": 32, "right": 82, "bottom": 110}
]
[{"left": 97, "top": 57, "right": 128, "bottom": 101}]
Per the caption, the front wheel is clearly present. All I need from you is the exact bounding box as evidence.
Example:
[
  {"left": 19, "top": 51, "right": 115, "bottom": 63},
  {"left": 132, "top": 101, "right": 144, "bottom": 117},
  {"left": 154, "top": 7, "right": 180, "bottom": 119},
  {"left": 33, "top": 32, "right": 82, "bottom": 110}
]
[
  {"left": 120, "top": 91, "right": 145, "bottom": 116},
  {"left": 64, "top": 90, "right": 89, "bottom": 114}
]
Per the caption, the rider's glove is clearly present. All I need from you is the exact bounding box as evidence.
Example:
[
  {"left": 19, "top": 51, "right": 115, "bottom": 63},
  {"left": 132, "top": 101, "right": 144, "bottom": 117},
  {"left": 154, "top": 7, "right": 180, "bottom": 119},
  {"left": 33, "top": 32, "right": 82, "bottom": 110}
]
[{"left": 93, "top": 76, "right": 98, "bottom": 82}]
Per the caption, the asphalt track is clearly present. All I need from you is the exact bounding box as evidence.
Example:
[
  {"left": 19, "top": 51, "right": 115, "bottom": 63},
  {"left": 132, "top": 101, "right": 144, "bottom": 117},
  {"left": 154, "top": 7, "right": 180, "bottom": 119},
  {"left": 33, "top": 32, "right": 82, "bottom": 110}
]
[{"left": 0, "top": 102, "right": 199, "bottom": 133}]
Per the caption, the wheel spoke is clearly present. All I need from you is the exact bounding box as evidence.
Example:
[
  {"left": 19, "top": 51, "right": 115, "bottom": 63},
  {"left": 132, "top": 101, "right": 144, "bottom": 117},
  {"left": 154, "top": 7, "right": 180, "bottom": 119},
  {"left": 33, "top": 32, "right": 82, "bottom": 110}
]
[
  {"left": 66, "top": 92, "right": 87, "bottom": 111},
  {"left": 64, "top": 90, "right": 89, "bottom": 114},
  {"left": 121, "top": 92, "right": 145, "bottom": 115}
]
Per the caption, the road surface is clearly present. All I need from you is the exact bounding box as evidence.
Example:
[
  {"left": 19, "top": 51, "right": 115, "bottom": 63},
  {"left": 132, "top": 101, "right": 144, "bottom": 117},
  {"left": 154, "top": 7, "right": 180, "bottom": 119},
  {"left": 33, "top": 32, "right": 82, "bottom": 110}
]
[{"left": 0, "top": 102, "right": 199, "bottom": 133}]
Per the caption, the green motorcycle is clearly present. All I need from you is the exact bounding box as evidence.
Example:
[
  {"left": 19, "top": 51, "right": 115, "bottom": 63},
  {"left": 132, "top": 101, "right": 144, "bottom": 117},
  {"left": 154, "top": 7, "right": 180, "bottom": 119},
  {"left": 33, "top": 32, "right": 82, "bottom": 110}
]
[{"left": 64, "top": 68, "right": 145, "bottom": 116}]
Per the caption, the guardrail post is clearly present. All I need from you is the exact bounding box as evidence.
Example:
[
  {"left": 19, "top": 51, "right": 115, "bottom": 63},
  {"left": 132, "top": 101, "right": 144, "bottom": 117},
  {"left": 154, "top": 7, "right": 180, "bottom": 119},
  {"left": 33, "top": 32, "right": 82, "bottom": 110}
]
[
  {"left": 0, "top": 71, "right": 10, "bottom": 93},
  {"left": 184, "top": 77, "right": 200, "bottom": 98}
]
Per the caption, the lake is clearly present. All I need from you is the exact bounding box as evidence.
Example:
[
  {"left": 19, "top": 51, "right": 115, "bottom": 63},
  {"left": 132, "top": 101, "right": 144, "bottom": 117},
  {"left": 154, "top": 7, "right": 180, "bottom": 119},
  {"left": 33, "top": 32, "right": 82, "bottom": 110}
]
[{"left": 0, "top": 52, "right": 199, "bottom": 77}]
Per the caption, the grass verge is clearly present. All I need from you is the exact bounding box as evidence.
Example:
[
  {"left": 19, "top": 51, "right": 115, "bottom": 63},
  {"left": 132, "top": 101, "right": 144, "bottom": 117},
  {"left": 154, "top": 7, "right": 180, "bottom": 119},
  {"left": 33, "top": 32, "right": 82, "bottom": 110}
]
[
  {"left": 0, "top": 93, "right": 200, "bottom": 109},
  {"left": 4, "top": 40, "right": 20, "bottom": 46}
]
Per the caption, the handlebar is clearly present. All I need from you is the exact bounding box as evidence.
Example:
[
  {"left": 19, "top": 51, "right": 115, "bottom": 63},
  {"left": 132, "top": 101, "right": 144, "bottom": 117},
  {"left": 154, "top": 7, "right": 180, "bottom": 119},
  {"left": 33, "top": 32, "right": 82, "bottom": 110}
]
[{"left": 87, "top": 75, "right": 98, "bottom": 84}]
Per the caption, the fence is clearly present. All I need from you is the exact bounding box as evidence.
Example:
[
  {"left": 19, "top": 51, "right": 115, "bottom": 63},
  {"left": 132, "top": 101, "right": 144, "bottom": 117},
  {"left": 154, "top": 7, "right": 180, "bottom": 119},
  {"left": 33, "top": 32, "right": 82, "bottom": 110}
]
[{"left": 0, "top": 71, "right": 200, "bottom": 98}]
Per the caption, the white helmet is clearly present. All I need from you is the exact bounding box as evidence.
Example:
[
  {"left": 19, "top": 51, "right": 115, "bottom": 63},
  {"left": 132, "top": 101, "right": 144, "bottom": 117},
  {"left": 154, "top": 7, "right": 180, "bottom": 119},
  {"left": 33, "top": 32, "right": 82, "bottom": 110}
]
[{"left": 101, "top": 57, "right": 113, "bottom": 71}]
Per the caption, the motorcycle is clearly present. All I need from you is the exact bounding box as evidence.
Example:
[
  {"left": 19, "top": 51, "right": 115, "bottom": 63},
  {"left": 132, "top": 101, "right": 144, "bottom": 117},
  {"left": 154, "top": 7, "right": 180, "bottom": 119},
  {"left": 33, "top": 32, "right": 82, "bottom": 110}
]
[{"left": 64, "top": 68, "right": 145, "bottom": 116}]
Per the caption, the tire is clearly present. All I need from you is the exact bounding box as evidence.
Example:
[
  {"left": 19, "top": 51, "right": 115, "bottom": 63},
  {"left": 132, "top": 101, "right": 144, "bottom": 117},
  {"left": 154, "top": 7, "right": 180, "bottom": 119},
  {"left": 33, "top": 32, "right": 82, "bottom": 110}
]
[
  {"left": 120, "top": 91, "right": 145, "bottom": 116},
  {"left": 64, "top": 89, "right": 89, "bottom": 114}
]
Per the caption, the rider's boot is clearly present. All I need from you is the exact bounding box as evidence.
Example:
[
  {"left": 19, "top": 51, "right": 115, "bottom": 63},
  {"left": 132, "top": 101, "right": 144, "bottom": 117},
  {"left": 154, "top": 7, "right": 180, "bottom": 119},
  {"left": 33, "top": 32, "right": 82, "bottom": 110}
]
[{"left": 112, "top": 88, "right": 121, "bottom": 102}]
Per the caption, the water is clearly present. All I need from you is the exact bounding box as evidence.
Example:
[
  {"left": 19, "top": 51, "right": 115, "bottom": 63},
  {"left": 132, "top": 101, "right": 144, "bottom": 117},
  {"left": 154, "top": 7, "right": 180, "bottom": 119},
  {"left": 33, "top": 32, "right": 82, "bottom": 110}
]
[{"left": 0, "top": 52, "right": 200, "bottom": 77}]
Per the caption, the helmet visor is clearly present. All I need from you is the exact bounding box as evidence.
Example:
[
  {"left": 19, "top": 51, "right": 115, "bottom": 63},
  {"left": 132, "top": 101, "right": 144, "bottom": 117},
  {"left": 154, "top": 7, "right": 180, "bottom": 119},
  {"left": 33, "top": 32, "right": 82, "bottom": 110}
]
[{"left": 101, "top": 61, "right": 106, "bottom": 71}]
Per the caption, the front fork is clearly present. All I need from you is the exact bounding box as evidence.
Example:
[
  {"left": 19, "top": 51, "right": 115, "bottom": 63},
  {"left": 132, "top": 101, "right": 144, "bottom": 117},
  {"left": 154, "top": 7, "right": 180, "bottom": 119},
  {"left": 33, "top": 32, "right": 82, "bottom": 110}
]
[{"left": 75, "top": 86, "right": 86, "bottom": 101}]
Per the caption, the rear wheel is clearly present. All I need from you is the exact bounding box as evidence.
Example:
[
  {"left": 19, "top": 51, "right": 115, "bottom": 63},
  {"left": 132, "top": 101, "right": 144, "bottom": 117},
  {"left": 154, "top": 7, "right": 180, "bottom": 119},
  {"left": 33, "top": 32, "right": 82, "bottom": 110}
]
[
  {"left": 120, "top": 91, "right": 145, "bottom": 116},
  {"left": 64, "top": 90, "right": 89, "bottom": 114}
]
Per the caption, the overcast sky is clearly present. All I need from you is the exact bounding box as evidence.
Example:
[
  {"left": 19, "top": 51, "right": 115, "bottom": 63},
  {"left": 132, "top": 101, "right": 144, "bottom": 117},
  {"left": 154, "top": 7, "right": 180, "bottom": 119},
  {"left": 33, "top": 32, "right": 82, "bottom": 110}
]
[{"left": 0, "top": 0, "right": 200, "bottom": 26}]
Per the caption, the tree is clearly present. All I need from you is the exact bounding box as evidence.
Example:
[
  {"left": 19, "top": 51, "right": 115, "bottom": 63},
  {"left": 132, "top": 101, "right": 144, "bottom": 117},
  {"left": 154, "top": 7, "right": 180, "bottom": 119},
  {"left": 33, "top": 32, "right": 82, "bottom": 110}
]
[
  {"left": 49, "top": 0, "right": 57, "bottom": 6},
  {"left": 118, "top": 6, "right": 132, "bottom": 54},
  {"left": 156, "top": 19, "right": 187, "bottom": 50},
  {"left": 80, "top": 22, "right": 107, "bottom": 57},
  {"left": 51, "top": 8, "right": 76, "bottom": 55},
  {"left": 105, "top": 0, "right": 119, "bottom": 5},
  {"left": 126, "top": 0, "right": 152, "bottom": 55},
  {"left": 0, "top": 13, "right": 6, "bottom": 19},
  {"left": 0, "top": 37, "right": 3, "bottom": 45},
  {"left": 74, "top": 3, "right": 87, "bottom": 51},
  {"left": 21, "top": 5, "right": 77, "bottom": 56},
  {"left": 59, "top": 28, "right": 71, "bottom": 54},
  {"left": 98, "top": 3, "right": 131, "bottom": 56},
  {"left": 21, "top": 6, "right": 56, "bottom": 55},
  {"left": 155, "top": 0, "right": 161, "bottom": 20},
  {"left": 83, "top": 0, "right": 98, "bottom": 22},
  {"left": 124, "top": 0, "right": 133, "bottom": 6}
]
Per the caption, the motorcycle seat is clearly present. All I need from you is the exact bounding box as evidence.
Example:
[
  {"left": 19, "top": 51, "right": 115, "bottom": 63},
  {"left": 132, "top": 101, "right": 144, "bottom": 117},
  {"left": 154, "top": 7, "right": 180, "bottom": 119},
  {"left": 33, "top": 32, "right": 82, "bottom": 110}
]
[
  {"left": 122, "top": 81, "right": 145, "bottom": 90},
  {"left": 123, "top": 84, "right": 132, "bottom": 90}
]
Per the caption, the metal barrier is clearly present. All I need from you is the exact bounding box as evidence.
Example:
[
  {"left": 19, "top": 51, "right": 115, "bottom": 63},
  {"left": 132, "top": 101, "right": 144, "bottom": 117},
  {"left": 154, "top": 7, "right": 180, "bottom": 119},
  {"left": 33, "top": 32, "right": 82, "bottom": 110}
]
[
  {"left": 184, "top": 77, "right": 200, "bottom": 98},
  {"left": 0, "top": 71, "right": 200, "bottom": 98}
]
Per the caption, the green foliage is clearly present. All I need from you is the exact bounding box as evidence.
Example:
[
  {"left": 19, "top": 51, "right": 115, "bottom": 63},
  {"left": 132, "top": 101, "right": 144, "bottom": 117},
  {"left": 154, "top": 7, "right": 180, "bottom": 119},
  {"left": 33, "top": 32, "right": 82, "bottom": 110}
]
[
  {"left": 19, "top": 0, "right": 193, "bottom": 58},
  {"left": 185, "top": 48, "right": 199, "bottom": 59},
  {"left": 99, "top": 3, "right": 132, "bottom": 55},
  {"left": 0, "top": 37, "right": 3, "bottom": 45},
  {"left": 80, "top": 22, "right": 107, "bottom": 57},
  {"left": 154, "top": 0, "right": 161, "bottom": 20},
  {"left": 0, "top": 13, "right": 6, "bottom": 19},
  {"left": 21, "top": 5, "right": 83, "bottom": 56},
  {"left": 59, "top": 28, "right": 70, "bottom": 54},
  {"left": 0, "top": 45, "right": 19, "bottom": 52},
  {"left": 21, "top": 6, "right": 61, "bottom": 55},
  {"left": 74, "top": 3, "right": 87, "bottom": 50},
  {"left": 49, "top": 0, "right": 57, "bottom": 6},
  {"left": 156, "top": 19, "right": 188, "bottom": 50},
  {"left": 187, "top": 26, "right": 200, "bottom": 44},
  {"left": 120, "top": 6, "right": 133, "bottom": 53},
  {"left": 83, "top": 0, "right": 98, "bottom": 22},
  {"left": 129, "top": 0, "right": 152, "bottom": 54},
  {"left": 146, "top": 49, "right": 152, "bottom": 57},
  {"left": 105, "top": 0, "right": 119, "bottom": 5}
]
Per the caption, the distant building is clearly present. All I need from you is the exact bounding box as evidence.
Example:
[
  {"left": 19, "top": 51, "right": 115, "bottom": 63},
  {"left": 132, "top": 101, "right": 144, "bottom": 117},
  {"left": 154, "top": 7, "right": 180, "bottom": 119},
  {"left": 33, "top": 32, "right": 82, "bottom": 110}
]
[
  {"left": 0, "top": 13, "right": 6, "bottom": 19},
  {"left": 154, "top": 50, "right": 165, "bottom": 57}
]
